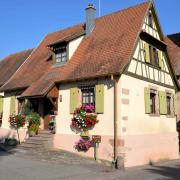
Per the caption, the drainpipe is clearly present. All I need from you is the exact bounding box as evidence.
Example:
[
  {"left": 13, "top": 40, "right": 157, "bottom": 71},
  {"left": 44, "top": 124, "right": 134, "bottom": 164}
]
[{"left": 111, "top": 75, "right": 118, "bottom": 167}]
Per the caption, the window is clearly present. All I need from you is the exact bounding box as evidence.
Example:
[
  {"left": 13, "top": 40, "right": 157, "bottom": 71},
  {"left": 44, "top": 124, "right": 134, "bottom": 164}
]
[
  {"left": 166, "top": 93, "right": 172, "bottom": 115},
  {"left": 149, "top": 45, "right": 159, "bottom": 68},
  {"left": 81, "top": 86, "right": 95, "bottom": 107},
  {"left": 54, "top": 46, "right": 67, "bottom": 64},
  {"left": 148, "top": 12, "right": 153, "bottom": 28},
  {"left": 150, "top": 90, "right": 156, "bottom": 114}
]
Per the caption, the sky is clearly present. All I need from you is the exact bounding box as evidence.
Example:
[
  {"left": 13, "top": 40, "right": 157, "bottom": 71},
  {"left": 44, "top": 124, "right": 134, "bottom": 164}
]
[{"left": 0, "top": 0, "right": 179, "bottom": 59}]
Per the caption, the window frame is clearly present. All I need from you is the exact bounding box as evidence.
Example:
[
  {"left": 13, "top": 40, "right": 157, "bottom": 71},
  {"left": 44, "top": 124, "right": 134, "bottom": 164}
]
[
  {"left": 166, "top": 92, "right": 174, "bottom": 117},
  {"left": 81, "top": 86, "right": 95, "bottom": 109},
  {"left": 54, "top": 46, "right": 67, "bottom": 64},
  {"left": 148, "top": 45, "right": 160, "bottom": 68},
  {"left": 149, "top": 89, "right": 159, "bottom": 116}
]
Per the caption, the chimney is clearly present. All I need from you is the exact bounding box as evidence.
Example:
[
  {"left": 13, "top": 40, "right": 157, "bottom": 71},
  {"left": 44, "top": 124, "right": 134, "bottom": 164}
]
[{"left": 85, "top": 4, "right": 96, "bottom": 36}]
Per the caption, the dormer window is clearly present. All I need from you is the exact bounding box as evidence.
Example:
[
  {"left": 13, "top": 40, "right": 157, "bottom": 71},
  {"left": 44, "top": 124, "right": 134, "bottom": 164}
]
[{"left": 54, "top": 46, "right": 67, "bottom": 64}]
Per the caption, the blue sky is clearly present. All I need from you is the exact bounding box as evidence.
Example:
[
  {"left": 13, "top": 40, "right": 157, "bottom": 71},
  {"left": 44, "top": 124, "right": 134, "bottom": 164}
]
[{"left": 0, "top": 0, "right": 179, "bottom": 59}]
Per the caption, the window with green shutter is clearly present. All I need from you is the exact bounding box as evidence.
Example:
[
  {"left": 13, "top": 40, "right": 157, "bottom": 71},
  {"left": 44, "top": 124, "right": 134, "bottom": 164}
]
[
  {"left": 95, "top": 84, "right": 104, "bottom": 113},
  {"left": 159, "top": 91, "right": 167, "bottom": 115},
  {"left": 144, "top": 88, "right": 159, "bottom": 114},
  {"left": 70, "top": 87, "right": 79, "bottom": 114},
  {"left": 10, "top": 96, "right": 16, "bottom": 115}
]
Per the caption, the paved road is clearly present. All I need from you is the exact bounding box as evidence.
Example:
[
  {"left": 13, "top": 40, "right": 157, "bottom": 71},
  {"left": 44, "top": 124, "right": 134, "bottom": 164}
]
[{"left": 1, "top": 149, "right": 180, "bottom": 180}]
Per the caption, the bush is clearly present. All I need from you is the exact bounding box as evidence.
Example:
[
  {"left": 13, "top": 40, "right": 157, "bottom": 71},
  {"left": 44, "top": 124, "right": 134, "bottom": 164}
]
[
  {"left": 27, "top": 113, "right": 40, "bottom": 134},
  {"left": 27, "top": 112, "right": 40, "bottom": 126}
]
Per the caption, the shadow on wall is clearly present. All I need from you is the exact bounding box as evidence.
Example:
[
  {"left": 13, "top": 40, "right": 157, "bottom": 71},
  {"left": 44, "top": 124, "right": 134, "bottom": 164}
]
[
  {"left": 0, "top": 132, "right": 18, "bottom": 156},
  {"left": 145, "top": 164, "right": 180, "bottom": 180}
]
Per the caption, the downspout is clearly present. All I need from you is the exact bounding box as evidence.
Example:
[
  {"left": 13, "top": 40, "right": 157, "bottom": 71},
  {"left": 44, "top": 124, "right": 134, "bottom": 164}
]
[{"left": 111, "top": 75, "right": 118, "bottom": 167}]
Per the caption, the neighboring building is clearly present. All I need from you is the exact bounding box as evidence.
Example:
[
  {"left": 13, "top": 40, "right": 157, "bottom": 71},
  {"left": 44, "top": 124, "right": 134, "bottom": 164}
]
[
  {"left": 0, "top": 49, "right": 33, "bottom": 127},
  {"left": 165, "top": 33, "right": 180, "bottom": 121},
  {"left": 0, "top": 1, "right": 179, "bottom": 167}
]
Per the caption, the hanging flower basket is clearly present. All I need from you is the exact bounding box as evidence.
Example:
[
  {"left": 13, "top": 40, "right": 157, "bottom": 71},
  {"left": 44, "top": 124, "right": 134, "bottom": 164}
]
[
  {"left": 9, "top": 114, "right": 26, "bottom": 129},
  {"left": 9, "top": 114, "right": 26, "bottom": 144},
  {"left": 71, "top": 105, "right": 98, "bottom": 131},
  {"left": 74, "top": 137, "right": 93, "bottom": 152}
]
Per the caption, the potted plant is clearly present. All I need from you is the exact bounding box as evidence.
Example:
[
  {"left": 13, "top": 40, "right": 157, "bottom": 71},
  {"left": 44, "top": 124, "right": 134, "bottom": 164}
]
[
  {"left": 74, "top": 137, "right": 93, "bottom": 152},
  {"left": 27, "top": 112, "right": 40, "bottom": 136},
  {"left": 71, "top": 105, "right": 98, "bottom": 131},
  {"left": 9, "top": 114, "right": 26, "bottom": 144}
]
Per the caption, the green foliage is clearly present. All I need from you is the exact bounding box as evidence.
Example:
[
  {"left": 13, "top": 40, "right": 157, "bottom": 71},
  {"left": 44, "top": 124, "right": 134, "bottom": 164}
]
[
  {"left": 27, "top": 112, "right": 40, "bottom": 125},
  {"left": 27, "top": 112, "right": 40, "bottom": 133},
  {"left": 24, "top": 100, "right": 34, "bottom": 115}
]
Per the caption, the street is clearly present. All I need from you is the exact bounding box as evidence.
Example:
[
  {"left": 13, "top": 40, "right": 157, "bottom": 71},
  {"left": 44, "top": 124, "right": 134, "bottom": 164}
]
[{"left": 0, "top": 148, "right": 180, "bottom": 180}]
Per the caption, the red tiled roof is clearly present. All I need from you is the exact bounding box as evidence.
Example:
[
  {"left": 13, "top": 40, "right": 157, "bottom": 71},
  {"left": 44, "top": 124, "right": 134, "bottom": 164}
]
[
  {"left": 0, "top": 49, "right": 33, "bottom": 86},
  {"left": 1, "top": 2, "right": 151, "bottom": 96},
  {"left": 167, "top": 33, "right": 180, "bottom": 47},
  {"left": 165, "top": 34, "right": 180, "bottom": 76},
  {"left": 1, "top": 24, "right": 84, "bottom": 91}
]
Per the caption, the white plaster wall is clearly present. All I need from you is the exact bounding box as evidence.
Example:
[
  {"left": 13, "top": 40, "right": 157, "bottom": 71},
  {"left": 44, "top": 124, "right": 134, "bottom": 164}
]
[
  {"left": 142, "top": 10, "right": 161, "bottom": 40},
  {"left": 0, "top": 92, "right": 4, "bottom": 96},
  {"left": 56, "top": 79, "right": 115, "bottom": 136},
  {"left": 128, "top": 38, "right": 173, "bottom": 86},
  {"left": 68, "top": 36, "right": 84, "bottom": 59},
  {"left": 120, "top": 74, "right": 176, "bottom": 136}
]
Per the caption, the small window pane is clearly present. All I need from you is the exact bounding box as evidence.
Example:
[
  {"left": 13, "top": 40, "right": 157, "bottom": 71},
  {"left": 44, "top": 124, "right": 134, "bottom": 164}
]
[
  {"left": 54, "top": 46, "right": 67, "bottom": 64},
  {"left": 150, "top": 92, "right": 156, "bottom": 114}
]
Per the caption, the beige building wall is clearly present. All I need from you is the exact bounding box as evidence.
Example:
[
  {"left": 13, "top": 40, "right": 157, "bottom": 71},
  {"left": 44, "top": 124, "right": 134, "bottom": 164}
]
[
  {"left": 1, "top": 93, "right": 11, "bottom": 129},
  {"left": 0, "top": 92, "right": 27, "bottom": 142},
  {"left": 176, "top": 92, "right": 180, "bottom": 121},
  {"left": 54, "top": 79, "right": 120, "bottom": 161},
  {"left": 119, "top": 74, "right": 179, "bottom": 167},
  {"left": 68, "top": 36, "right": 84, "bottom": 59}
]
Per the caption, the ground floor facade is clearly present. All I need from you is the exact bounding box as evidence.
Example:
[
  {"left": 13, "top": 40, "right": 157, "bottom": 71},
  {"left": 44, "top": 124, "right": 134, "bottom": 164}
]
[{"left": 0, "top": 74, "right": 179, "bottom": 167}]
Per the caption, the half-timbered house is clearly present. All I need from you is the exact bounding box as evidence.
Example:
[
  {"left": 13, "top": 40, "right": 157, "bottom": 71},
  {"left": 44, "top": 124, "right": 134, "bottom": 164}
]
[{"left": 0, "top": 1, "right": 179, "bottom": 167}]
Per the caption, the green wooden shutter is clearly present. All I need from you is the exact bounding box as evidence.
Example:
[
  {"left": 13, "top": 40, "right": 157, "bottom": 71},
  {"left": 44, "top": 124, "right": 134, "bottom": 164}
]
[
  {"left": 158, "top": 50, "right": 162, "bottom": 68},
  {"left": 159, "top": 91, "right": 167, "bottom": 115},
  {"left": 171, "top": 94, "right": 175, "bottom": 115},
  {"left": 0, "top": 96, "right": 3, "bottom": 114},
  {"left": 70, "top": 87, "right": 79, "bottom": 114},
  {"left": 10, "top": 96, "right": 16, "bottom": 114},
  {"left": 144, "top": 87, "right": 151, "bottom": 113},
  {"left": 52, "top": 52, "right": 56, "bottom": 64},
  {"left": 145, "top": 42, "right": 150, "bottom": 63},
  {"left": 174, "top": 95, "right": 177, "bottom": 115},
  {"left": 95, "top": 84, "right": 104, "bottom": 113}
]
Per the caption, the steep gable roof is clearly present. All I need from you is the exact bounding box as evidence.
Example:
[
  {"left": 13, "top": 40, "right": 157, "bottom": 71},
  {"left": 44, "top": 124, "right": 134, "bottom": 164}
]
[
  {"left": 1, "top": 2, "right": 150, "bottom": 96},
  {"left": 165, "top": 33, "right": 180, "bottom": 76},
  {"left": 0, "top": 49, "right": 33, "bottom": 87}
]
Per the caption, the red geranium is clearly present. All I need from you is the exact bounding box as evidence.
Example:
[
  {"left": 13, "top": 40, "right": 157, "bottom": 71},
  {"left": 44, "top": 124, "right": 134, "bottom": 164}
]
[{"left": 71, "top": 105, "right": 98, "bottom": 131}]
